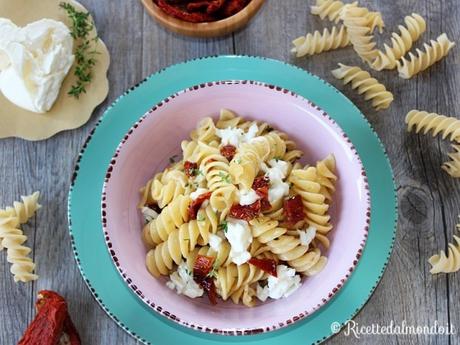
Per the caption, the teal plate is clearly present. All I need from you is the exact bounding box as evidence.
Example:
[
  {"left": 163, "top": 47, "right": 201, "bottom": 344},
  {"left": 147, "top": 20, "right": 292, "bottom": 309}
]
[{"left": 68, "top": 55, "right": 397, "bottom": 345}]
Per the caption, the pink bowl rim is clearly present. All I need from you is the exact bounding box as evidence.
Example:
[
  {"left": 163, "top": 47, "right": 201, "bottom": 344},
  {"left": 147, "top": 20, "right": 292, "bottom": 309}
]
[{"left": 101, "top": 80, "right": 370, "bottom": 336}]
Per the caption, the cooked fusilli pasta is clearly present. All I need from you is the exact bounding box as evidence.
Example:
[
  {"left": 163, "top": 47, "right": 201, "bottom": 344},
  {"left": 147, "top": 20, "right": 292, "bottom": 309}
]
[
  {"left": 291, "top": 25, "right": 350, "bottom": 57},
  {"left": 139, "top": 110, "right": 338, "bottom": 306},
  {"left": 331, "top": 63, "right": 394, "bottom": 110},
  {"left": 371, "top": 13, "right": 426, "bottom": 71},
  {"left": 405, "top": 109, "right": 460, "bottom": 142},
  {"left": 397, "top": 33, "right": 455, "bottom": 79},
  {"left": 428, "top": 236, "right": 460, "bottom": 274},
  {"left": 442, "top": 144, "right": 460, "bottom": 178}
]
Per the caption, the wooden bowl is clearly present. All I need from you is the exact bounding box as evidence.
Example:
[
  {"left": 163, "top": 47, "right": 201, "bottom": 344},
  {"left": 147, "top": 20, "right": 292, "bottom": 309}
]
[{"left": 141, "top": 0, "right": 265, "bottom": 38}]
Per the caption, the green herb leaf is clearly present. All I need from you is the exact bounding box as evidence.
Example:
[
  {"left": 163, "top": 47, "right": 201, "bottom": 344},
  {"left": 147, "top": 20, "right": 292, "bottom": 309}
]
[
  {"left": 207, "top": 260, "right": 219, "bottom": 278},
  {"left": 218, "top": 220, "right": 228, "bottom": 233},
  {"left": 218, "top": 171, "right": 232, "bottom": 184},
  {"left": 197, "top": 214, "right": 206, "bottom": 222},
  {"left": 60, "top": 2, "right": 99, "bottom": 98}
]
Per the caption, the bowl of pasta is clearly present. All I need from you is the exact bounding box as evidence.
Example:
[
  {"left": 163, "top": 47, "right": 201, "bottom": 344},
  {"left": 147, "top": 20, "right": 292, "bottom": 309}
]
[{"left": 101, "top": 80, "right": 370, "bottom": 335}]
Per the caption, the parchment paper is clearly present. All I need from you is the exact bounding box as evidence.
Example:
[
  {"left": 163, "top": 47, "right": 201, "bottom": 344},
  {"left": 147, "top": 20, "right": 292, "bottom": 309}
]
[{"left": 0, "top": 0, "right": 110, "bottom": 140}]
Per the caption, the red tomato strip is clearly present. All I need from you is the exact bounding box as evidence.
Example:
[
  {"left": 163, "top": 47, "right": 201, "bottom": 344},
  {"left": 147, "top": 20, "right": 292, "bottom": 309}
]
[
  {"left": 220, "top": 144, "right": 237, "bottom": 161},
  {"left": 229, "top": 200, "right": 261, "bottom": 221},
  {"left": 283, "top": 195, "right": 305, "bottom": 225},
  {"left": 193, "top": 255, "right": 218, "bottom": 305},
  {"left": 248, "top": 257, "right": 278, "bottom": 277},
  {"left": 156, "top": 0, "right": 216, "bottom": 22},
  {"left": 252, "top": 176, "right": 271, "bottom": 211},
  {"left": 188, "top": 191, "right": 212, "bottom": 220},
  {"left": 184, "top": 160, "right": 198, "bottom": 178}
]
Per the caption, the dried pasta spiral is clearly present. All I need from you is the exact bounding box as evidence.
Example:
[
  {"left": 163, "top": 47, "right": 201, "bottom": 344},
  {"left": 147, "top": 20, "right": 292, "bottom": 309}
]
[
  {"left": 143, "top": 195, "right": 191, "bottom": 246},
  {"left": 1, "top": 192, "right": 41, "bottom": 225},
  {"left": 216, "top": 108, "right": 244, "bottom": 129},
  {"left": 371, "top": 13, "right": 426, "bottom": 71},
  {"left": 316, "top": 154, "right": 337, "bottom": 203},
  {"left": 397, "top": 33, "right": 455, "bottom": 79},
  {"left": 331, "top": 63, "right": 394, "bottom": 110},
  {"left": 405, "top": 109, "right": 460, "bottom": 142},
  {"left": 341, "top": 5, "right": 380, "bottom": 63},
  {"left": 139, "top": 169, "right": 190, "bottom": 209},
  {"left": 0, "top": 215, "right": 38, "bottom": 282},
  {"left": 250, "top": 217, "right": 287, "bottom": 244},
  {"left": 200, "top": 144, "right": 234, "bottom": 192},
  {"left": 442, "top": 145, "right": 460, "bottom": 178},
  {"left": 291, "top": 25, "right": 350, "bottom": 57},
  {"left": 428, "top": 236, "right": 460, "bottom": 274},
  {"left": 146, "top": 205, "right": 219, "bottom": 277},
  {"left": 214, "top": 263, "right": 266, "bottom": 306},
  {"left": 288, "top": 166, "right": 332, "bottom": 234},
  {"left": 310, "top": 0, "right": 384, "bottom": 32},
  {"left": 209, "top": 184, "right": 238, "bottom": 220}
]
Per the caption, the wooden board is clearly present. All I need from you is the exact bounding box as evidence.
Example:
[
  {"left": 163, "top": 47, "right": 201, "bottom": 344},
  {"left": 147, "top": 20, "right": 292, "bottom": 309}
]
[{"left": 1, "top": 0, "right": 459, "bottom": 344}]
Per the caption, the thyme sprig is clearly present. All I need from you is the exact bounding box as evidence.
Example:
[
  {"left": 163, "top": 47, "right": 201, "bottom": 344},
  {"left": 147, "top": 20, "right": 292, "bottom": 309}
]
[{"left": 60, "top": 2, "right": 99, "bottom": 98}]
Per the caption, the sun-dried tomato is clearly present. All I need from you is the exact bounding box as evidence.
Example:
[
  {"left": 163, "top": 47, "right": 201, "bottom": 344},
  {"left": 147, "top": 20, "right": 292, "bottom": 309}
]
[
  {"left": 220, "top": 144, "right": 237, "bottom": 161},
  {"left": 193, "top": 255, "right": 218, "bottom": 305},
  {"left": 221, "top": 0, "right": 249, "bottom": 17},
  {"left": 19, "top": 291, "right": 69, "bottom": 345},
  {"left": 184, "top": 161, "right": 198, "bottom": 178},
  {"left": 156, "top": 0, "right": 216, "bottom": 22},
  {"left": 188, "top": 191, "right": 212, "bottom": 220},
  {"left": 229, "top": 199, "right": 261, "bottom": 221},
  {"left": 248, "top": 257, "right": 277, "bottom": 277},
  {"left": 252, "top": 176, "right": 271, "bottom": 211},
  {"left": 187, "top": 0, "right": 225, "bottom": 14},
  {"left": 284, "top": 195, "right": 305, "bottom": 225},
  {"left": 28, "top": 291, "right": 81, "bottom": 345}
]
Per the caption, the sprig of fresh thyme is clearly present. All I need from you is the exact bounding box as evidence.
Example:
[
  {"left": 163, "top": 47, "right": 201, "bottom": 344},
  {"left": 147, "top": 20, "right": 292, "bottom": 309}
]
[{"left": 60, "top": 2, "right": 99, "bottom": 98}]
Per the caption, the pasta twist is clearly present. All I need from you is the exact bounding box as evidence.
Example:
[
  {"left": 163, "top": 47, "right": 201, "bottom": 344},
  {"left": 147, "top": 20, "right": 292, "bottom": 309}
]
[
  {"left": 250, "top": 217, "right": 287, "bottom": 244},
  {"left": 428, "top": 236, "right": 460, "bottom": 274},
  {"left": 143, "top": 195, "right": 191, "bottom": 246},
  {"left": 405, "top": 109, "right": 460, "bottom": 142},
  {"left": 288, "top": 166, "right": 332, "bottom": 234},
  {"left": 331, "top": 63, "right": 394, "bottom": 111},
  {"left": 190, "top": 117, "right": 218, "bottom": 144},
  {"left": 371, "top": 13, "right": 426, "bottom": 71},
  {"left": 139, "top": 169, "right": 190, "bottom": 209},
  {"left": 397, "top": 33, "right": 455, "bottom": 79},
  {"left": 216, "top": 108, "right": 244, "bottom": 129},
  {"left": 291, "top": 25, "right": 350, "bottom": 57},
  {"left": 0, "top": 215, "right": 38, "bottom": 282},
  {"left": 340, "top": 5, "right": 383, "bottom": 62},
  {"left": 185, "top": 243, "right": 232, "bottom": 271},
  {"left": 310, "top": 0, "right": 384, "bottom": 33},
  {"left": 200, "top": 145, "right": 234, "bottom": 192},
  {"left": 1, "top": 192, "right": 41, "bottom": 225},
  {"left": 266, "top": 235, "right": 327, "bottom": 276},
  {"left": 442, "top": 144, "right": 460, "bottom": 178},
  {"left": 214, "top": 263, "right": 266, "bottom": 305},
  {"left": 209, "top": 184, "right": 238, "bottom": 220},
  {"left": 146, "top": 205, "right": 219, "bottom": 277},
  {"left": 316, "top": 154, "right": 337, "bottom": 203}
]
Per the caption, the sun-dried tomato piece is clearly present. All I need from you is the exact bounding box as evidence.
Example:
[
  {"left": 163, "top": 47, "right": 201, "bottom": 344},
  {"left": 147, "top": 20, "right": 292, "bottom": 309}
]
[
  {"left": 221, "top": 0, "right": 249, "bottom": 17},
  {"left": 252, "top": 176, "right": 271, "bottom": 211},
  {"left": 32, "top": 291, "right": 81, "bottom": 345},
  {"left": 284, "top": 195, "right": 305, "bottom": 225},
  {"left": 229, "top": 200, "right": 261, "bottom": 221},
  {"left": 19, "top": 292, "right": 68, "bottom": 345},
  {"left": 156, "top": 0, "right": 216, "bottom": 22},
  {"left": 184, "top": 161, "right": 198, "bottom": 178},
  {"left": 220, "top": 144, "right": 237, "bottom": 161},
  {"left": 248, "top": 257, "right": 277, "bottom": 277},
  {"left": 188, "top": 191, "right": 212, "bottom": 220},
  {"left": 187, "top": 0, "right": 225, "bottom": 14},
  {"left": 193, "top": 255, "right": 215, "bottom": 280},
  {"left": 193, "top": 255, "right": 218, "bottom": 304}
]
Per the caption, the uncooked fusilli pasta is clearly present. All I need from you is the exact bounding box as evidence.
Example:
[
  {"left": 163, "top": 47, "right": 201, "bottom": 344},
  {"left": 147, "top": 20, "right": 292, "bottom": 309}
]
[
  {"left": 371, "top": 13, "right": 426, "bottom": 71},
  {"left": 291, "top": 25, "right": 350, "bottom": 57},
  {"left": 138, "top": 111, "right": 338, "bottom": 306},
  {"left": 397, "top": 33, "right": 455, "bottom": 79},
  {"left": 442, "top": 144, "right": 460, "bottom": 178},
  {"left": 331, "top": 63, "right": 394, "bottom": 110},
  {"left": 405, "top": 110, "right": 460, "bottom": 142},
  {"left": 428, "top": 236, "right": 460, "bottom": 274}
]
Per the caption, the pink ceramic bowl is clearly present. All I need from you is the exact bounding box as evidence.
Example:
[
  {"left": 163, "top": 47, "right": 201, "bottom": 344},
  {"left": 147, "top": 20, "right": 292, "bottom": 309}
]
[{"left": 102, "top": 81, "right": 370, "bottom": 335}]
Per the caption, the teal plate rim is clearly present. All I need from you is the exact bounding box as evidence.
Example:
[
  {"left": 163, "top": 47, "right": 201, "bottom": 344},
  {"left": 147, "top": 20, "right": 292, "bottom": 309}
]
[{"left": 67, "top": 55, "right": 397, "bottom": 345}]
